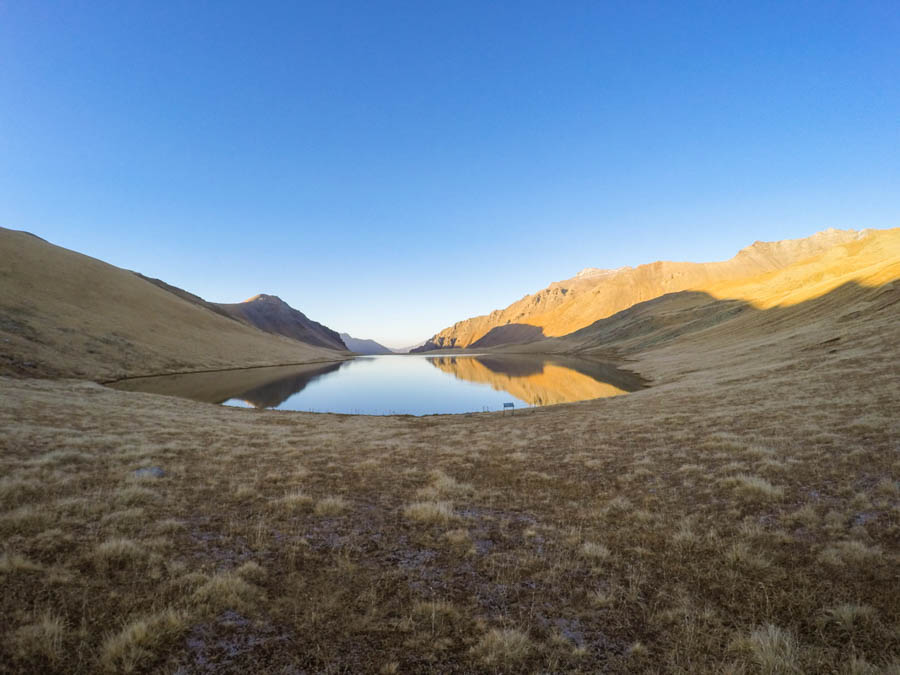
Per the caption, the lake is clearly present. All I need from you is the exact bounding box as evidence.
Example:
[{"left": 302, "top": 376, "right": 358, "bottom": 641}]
[{"left": 109, "top": 354, "right": 646, "bottom": 415}]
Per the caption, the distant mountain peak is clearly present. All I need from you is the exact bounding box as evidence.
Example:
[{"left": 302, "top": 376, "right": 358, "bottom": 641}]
[
  {"left": 339, "top": 332, "right": 394, "bottom": 355},
  {"left": 244, "top": 293, "right": 285, "bottom": 304},
  {"left": 575, "top": 267, "right": 629, "bottom": 279},
  {"left": 215, "top": 295, "right": 347, "bottom": 351}
]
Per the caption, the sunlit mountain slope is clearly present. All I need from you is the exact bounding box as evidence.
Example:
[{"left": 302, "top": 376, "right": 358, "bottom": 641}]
[{"left": 0, "top": 228, "right": 349, "bottom": 380}]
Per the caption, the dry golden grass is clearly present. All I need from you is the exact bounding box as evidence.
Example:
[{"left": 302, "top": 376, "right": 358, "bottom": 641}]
[
  {"left": 1, "top": 255, "right": 898, "bottom": 671},
  {"left": 99, "top": 609, "right": 186, "bottom": 673},
  {"left": 314, "top": 495, "right": 349, "bottom": 516},
  {"left": 10, "top": 611, "right": 65, "bottom": 665},
  {"left": 732, "top": 624, "right": 801, "bottom": 674},
  {"left": 580, "top": 541, "right": 611, "bottom": 560},
  {"left": 471, "top": 627, "right": 532, "bottom": 665},
  {"left": 403, "top": 500, "right": 457, "bottom": 524},
  {"left": 0, "top": 227, "right": 350, "bottom": 380}
]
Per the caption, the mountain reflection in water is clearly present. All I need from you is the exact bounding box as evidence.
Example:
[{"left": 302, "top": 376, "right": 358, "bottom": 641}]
[
  {"left": 109, "top": 362, "right": 347, "bottom": 408},
  {"left": 108, "top": 355, "right": 645, "bottom": 414},
  {"left": 427, "top": 355, "right": 645, "bottom": 406}
]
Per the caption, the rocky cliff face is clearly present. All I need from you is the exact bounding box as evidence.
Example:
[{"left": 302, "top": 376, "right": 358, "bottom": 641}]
[
  {"left": 415, "top": 229, "right": 876, "bottom": 351},
  {"left": 215, "top": 294, "right": 347, "bottom": 351}
]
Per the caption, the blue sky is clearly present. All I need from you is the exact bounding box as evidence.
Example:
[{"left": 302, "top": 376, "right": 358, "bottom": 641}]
[{"left": 1, "top": 2, "right": 897, "bottom": 347}]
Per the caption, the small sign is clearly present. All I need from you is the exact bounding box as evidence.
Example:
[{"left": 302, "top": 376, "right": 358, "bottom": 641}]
[{"left": 503, "top": 402, "right": 515, "bottom": 409}]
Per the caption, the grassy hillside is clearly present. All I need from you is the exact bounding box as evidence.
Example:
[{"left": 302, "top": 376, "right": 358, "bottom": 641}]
[
  {"left": 0, "top": 228, "right": 349, "bottom": 380},
  {"left": 551, "top": 227, "right": 900, "bottom": 364},
  {"left": 0, "top": 225, "right": 897, "bottom": 671},
  {"left": 1, "top": 268, "right": 898, "bottom": 672},
  {"left": 419, "top": 228, "right": 899, "bottom": 351},
  {"left": 215, "top": 294, "right": 347, "bottom": 351}
]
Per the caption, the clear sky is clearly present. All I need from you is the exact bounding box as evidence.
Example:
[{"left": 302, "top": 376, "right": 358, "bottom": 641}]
[{"left": 1, "top": 2, "right": 898, "bottom": 348}]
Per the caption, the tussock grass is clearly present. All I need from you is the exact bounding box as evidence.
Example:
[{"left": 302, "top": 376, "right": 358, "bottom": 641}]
[
  {"left": 819, "top": 603, "right": 875, "bottom": 633},
  {"left": 100, "top": 507, "right": 146, "bottom": 528},
  {"left": 11, "top": 611, "right": 65, "bottom": 664},
  {"left": 154, "top": 518, "right": 185, "bottom": 533},
  {"left": 818, "top": 540, "right": 883, "bottom": 566},
  {"left": 235, "top": 560, "right": 266, "bottom": 584},
  {"left": 192, "top": 571, "right": 260, "bottom": 613},
  {"left": 581, "top": 541, "right": 611, "bottom": 560},
  {"left": 113, "top": 485, "right": 158, "bottom": 506},
  {"left": 30, "top": 449, "right": 93, "bottom": 466},
  {"left": 784, "top": 503, "right": 819, "bottom": 527},
  {"left": 404, "top": 500, "right": 457, "bottom": 524},
  {"left": 94, "top": 538, "right": 147, "bottom": 570},
  {"left": 725, "top": 542, "right": 773, "bottom": 574},
  {"left": 0, "top": 476, "right": 40, "bottom": 506},
  {"left": 99, "top": 609, "right": 186, "bottom": 673},
  {"left": 732, "top": 624, "right": 800, "bottom": 674},
  {"left": 0, "top": 504, "right": 52, "bottom": 533},
  {"left": 724, "top": 473, "right": 785, "bottom": 500},
  {"left": 875, "top": 477, "right": 899, "bottom": 497},
  {"left": 602, "top": 495, "right": 633, "bottom": 513},
  {"left": 444, "top": 528, "right": 471, "bottom": 545},
  {"left": 315, "top": 495, "right": 349, "bottom": 515},
  {"left": 627, "top": 641, "right": 648, "bottom": 657},
  {"left": 279, "top": 489, "right": 313, "bottom": 510},
  {"left": 417, "top": 469, "right": 473, "bottom": 499},
  {"left": 471, "top": 627, "right": 532, "bottom": 665},
  {"left": 0, "top": 552, "right": 44, "bottom": 575},
  {"left": 845, "top": 656, "right": 900, "bottom": 674}
]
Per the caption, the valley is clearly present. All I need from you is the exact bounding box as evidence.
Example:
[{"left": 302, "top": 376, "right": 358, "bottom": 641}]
[{"left": 1, "top": 227, "right": 898, "bottom": 673}]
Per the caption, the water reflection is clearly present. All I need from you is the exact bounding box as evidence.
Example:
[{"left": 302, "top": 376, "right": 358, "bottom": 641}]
[
  {"left": 108, "top": 355, "right": 645, "bottom": 415},
  {"left": 427, "top": 355, "right": 645, "bottom": 406},
  {"left": 109, "top": 362, "right": 347, "bottom": 407}
]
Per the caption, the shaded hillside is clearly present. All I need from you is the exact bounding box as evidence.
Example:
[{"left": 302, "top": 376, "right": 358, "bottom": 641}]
[
  {"left": 0, "top": 228, "right": 349, "bottom": 380},
  {"left": 417, "top": 228, "right": 897, "bottom": 350},
  {"left": 214, "top": 295, "right": 346, "bottom": 351},
  {"left": 339, "top": 333, "right": 394, "bottom": 355}
]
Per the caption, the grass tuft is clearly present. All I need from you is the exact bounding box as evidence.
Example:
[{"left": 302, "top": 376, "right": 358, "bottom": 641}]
[
  {"left": 724, "top": 474, "right": 784, "bottom": 500},
  {"left": 11, "top": 611, "right": 65, "bottom": 664},
  {"left": 315, "top": 495, "right": 349, "bottom": 515},
  {"left": 404, "top": 500, "right": 457, "bottom": 524},
  {"left": 817, "top": 540, "right": 882, "bottom": 566},
  {"left": 192, "top": 571, "right": 260, "bottom": 613},
  {"left": 94, "top": 538, "right": 146, "bottom": 571},
  {"left": 0, "top": 552, "right": 44, "bottom": 575},
  {"left": 581, "top": 541, "right": 611, "bottom": 560},
  {"left": 471, "top": 627, "right": 532, "bottom": 665},
  {"left": 99, "top": 609, "right": 186, "bottom": 673},
  {"left": 279, "top": 489, "right": 313, "bottom": 510},
  {"left": 733, "top": 624, "right": 800, "bottom": 674}
]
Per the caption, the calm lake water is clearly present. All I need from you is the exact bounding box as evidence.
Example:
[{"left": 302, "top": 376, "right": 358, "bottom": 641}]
[{"left": 110, "top": 354, "right": 645, "bottom": 415}]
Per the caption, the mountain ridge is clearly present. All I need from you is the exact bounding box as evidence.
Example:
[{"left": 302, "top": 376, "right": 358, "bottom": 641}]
[
  {"left": 214, "top": 294, "right": 347, "bottom": 351},
  {"left": 339, "top": 333, "right": 394, "bottom": 355},
  {"left": 0, "top": 228, "right": 349, "bottom": 379},
  {"left": 414, "top": 228, "right": 892, "bottom": 351}
]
